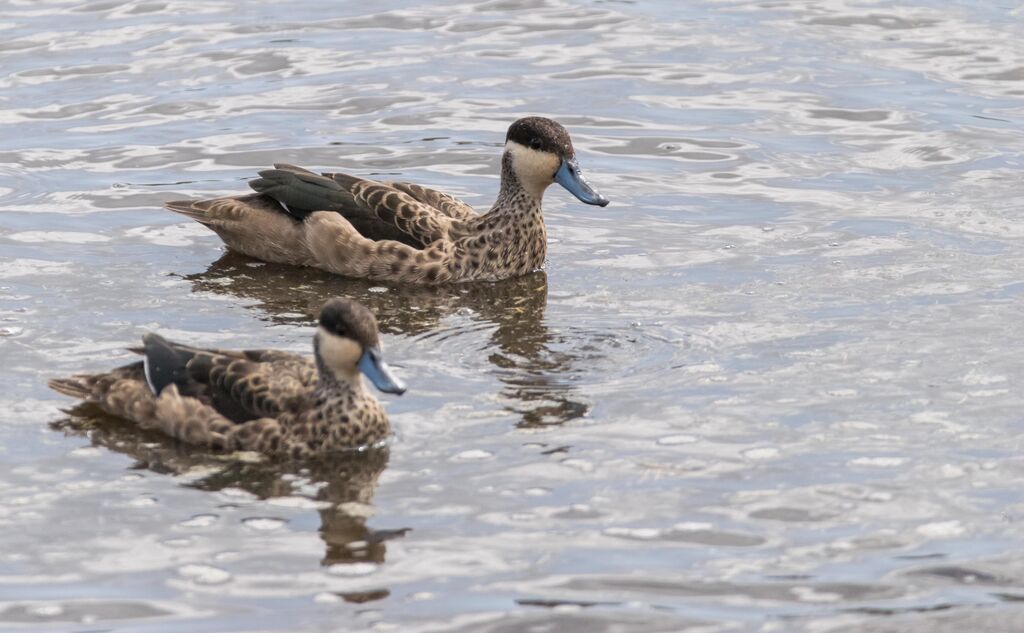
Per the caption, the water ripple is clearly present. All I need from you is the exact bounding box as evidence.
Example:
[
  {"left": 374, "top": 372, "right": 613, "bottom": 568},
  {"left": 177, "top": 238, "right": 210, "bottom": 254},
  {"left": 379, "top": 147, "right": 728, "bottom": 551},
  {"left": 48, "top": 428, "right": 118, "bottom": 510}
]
[{"left": 2, "top": 0, "right": 1024, "bottom": 631}]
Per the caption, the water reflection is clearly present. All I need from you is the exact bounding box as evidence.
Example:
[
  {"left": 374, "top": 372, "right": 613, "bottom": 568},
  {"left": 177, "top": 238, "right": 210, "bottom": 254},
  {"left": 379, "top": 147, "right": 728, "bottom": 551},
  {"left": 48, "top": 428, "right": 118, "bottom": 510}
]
[
  {"left": 185, "top": 252, "right": 590, "bottom": 427},
  {"left": 50, "top": 413, "right": 400, "bottom": 568}
]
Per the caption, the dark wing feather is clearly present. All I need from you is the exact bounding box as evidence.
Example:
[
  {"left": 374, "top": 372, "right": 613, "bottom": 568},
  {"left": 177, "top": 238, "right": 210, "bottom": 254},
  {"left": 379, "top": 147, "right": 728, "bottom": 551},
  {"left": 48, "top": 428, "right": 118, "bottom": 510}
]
[
  {"left": 249, "top": 165, "right": 423, "bottom": 247},
  {"left": 249, "top": 166, "right": 353, "bottom": 222},
  {"left": 129, "top": 336, "right": 316, "bottom": 424},
  {"left": 133, "top": 339, "right": 306, "bottom": 366},
  {"left": 142, "top": 333, "right": 197, "bottom": 395}
]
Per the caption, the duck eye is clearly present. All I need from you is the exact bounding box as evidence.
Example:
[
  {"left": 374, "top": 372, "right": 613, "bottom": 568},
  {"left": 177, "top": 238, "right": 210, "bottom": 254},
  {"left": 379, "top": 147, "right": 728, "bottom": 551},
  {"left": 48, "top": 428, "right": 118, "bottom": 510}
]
[{"left": 529, "top": 138, "right": 542, "bottom": 150}]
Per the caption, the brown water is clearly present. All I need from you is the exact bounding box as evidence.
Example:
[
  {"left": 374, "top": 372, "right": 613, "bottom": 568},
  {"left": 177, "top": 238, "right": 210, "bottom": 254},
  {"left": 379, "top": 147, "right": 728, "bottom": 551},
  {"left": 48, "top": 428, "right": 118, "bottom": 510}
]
[{"left": 2, "top": 1, "right": 1024, "bottom": 631}]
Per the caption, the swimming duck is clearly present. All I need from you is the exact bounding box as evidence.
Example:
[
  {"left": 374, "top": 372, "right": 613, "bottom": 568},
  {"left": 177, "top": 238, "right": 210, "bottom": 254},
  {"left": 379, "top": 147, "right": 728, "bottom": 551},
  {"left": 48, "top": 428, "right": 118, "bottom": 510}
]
[
  {"left": 165, "top": 117, "right": 609, "bottom": 284},
  {"left": 48, "top": 298, "right": 406, "bottom": 458}
]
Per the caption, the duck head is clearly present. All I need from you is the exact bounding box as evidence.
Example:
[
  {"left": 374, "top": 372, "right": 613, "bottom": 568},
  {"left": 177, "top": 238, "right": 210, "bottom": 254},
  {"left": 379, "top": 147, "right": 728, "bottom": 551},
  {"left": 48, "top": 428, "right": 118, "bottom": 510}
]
[
  {"left": 315, "top": 298, "right": 406, "bottom": 395},
  {"left": 503, "top": 116, "right": 609, "bottom": 207}
]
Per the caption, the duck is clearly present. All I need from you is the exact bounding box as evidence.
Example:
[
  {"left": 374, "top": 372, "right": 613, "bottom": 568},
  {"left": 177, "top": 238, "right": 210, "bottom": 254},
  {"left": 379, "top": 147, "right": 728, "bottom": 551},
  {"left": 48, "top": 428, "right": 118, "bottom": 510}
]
[
  {"left": 164, "top": 116, "right": 609, "bottom": 284},
  {"left": 48, "top": 298, "right": 406, "bottom": 459}
]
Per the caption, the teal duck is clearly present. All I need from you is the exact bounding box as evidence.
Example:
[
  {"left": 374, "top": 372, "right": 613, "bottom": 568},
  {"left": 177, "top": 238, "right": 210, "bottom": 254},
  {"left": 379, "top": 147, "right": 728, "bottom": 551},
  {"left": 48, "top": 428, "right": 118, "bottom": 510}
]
[
  {"left": 164, "top": 116, "right": 609, "bottom": 284},
  {"left": 49, "top": 298, "right": 406, "bottom": 458}
]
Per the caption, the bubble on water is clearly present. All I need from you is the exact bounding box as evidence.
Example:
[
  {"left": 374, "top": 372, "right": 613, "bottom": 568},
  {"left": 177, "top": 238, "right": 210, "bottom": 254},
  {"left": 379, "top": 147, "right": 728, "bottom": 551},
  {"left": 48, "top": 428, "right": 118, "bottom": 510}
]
[
  {"left": 940, "top": 464, "right": 966, "bottom": 478},
  {"left": 179, "top": 513, "right": 218, "bottom": 528},
  {"left": 791, "top": 586, "right": 841, "bottom": 603},
  {"left": 604, "top": 527, "right": 661, "bottom": 540},
  {"left": 657, "top": 434, "right": 698, "bottom": 446},
  {"left": 327, "top": 562, "right": 378, "bottom": 576},
  {"left": 123, "top": 223, "right": 211, "bottom": 247},
  {"left": 553, "top": 504, "right": 603, "bottom": 520},
  {"left": 218, "top": 487, "right": 258, "bottom": 501},
  {"left": 672, "top": 522, "right": 714, "bottom": 531},
  {"left": 178, "top": 564, "right": 231, "bottom": 585},
  {"left": 59, "top": 480, "right": 97, "bottom": 493},
  {"left": 127, "top": 496, "right": 158, "bottom": 507},
  {"left": 561, "top": 458, "right": 594, "bottom": 473},
  {"left": 826, "top": 389, "right": 857, "bottom": 398},
  {"left": 267, "top": 496, "right": 330, "bottom": 510},
  {"left": 916, "top": 521, "right": 965, "bottom": 538},
  {"left": 214, "top": 551, "right": 241, "bottom": 563},
  {"left": 314, "top": 592, "right": 343, "bottom": 604},
  {"left": 849, "top": 456, "right": 906, "bottom": 467},
  {"left": 8, "top": 231, "right": 109, "bottom": 244},
  {"left": 743, "top": 447, "right": 780, "bottom": 460},
  {"left": 68, "top": 447, "right": 102, "bottom": 458},
  {"left": 451, "top": 449, "right": 493, "bottom": 461},
  {"left": 27, "top": 603, "right": 64, "bottom": 617},
  {"left": 241, "top": 517, "right": 286, "bottom": 531}
]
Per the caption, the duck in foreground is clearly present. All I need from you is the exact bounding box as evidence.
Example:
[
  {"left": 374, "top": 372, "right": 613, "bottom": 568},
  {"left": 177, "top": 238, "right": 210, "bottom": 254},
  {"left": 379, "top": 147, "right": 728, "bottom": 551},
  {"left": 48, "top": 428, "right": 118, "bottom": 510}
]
[
  {"left": 48, "top": 298, "right": 406, "bottom": 459},
  {"left": 165, "top": 117, "right": 609, "bottom": 284}
]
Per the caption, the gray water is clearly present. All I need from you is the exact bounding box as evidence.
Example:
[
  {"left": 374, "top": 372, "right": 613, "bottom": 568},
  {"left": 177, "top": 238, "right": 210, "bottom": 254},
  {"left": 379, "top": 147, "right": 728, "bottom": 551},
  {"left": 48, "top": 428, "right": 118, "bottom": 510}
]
[{"left": 2, "top": 1, "right": 1024, "bottom": 631}]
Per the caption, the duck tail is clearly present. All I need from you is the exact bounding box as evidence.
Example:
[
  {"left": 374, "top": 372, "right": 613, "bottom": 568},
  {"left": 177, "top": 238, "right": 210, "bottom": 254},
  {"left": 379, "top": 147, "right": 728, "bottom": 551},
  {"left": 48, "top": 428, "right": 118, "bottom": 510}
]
[
  {"left": 48, "top": 375, "right": 96, "bottom": 399},
  {"left": 164, "top": 199, "right": 214, "bottom": 226}
]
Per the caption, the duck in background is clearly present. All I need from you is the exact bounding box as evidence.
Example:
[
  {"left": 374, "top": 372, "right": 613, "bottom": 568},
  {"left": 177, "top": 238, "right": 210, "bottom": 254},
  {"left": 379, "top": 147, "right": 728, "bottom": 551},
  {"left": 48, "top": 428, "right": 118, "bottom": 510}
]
[{"left": 165, "top": 117, "right": 609, "bottom": 284}]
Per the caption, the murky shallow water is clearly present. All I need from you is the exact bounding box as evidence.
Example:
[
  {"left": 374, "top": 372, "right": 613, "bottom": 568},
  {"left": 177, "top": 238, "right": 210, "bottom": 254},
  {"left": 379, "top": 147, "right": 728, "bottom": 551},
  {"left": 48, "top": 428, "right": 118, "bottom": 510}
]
[{"left": 2, "top": 0, "right": 1024, "bottom": 631}]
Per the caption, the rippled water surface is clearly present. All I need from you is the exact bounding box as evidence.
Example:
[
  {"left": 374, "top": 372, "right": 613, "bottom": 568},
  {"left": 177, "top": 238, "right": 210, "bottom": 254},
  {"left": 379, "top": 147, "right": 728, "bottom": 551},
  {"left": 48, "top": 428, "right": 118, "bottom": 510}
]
[{"left": 3, "top": 1, "right": 1024, "bottom": 631}]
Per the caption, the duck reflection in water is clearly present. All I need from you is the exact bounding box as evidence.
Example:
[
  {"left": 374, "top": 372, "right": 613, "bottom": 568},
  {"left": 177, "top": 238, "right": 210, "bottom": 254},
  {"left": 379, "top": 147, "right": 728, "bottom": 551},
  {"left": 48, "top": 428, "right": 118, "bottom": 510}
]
[
  {"left": 50, "top": 413, "right": 401, "bottom": 569},
  {"left": 185, "top": 252, "right": 590, "bottom": 427}
]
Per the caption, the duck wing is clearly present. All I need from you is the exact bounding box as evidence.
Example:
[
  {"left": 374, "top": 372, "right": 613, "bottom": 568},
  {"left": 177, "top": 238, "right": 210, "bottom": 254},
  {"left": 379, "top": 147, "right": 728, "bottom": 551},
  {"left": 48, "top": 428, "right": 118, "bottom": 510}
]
[
  {"left": 141, "top": 334, "right": 315, "bottom": 424},
  {"left": 249, "top": 164, "right": 458, "bottom": 248},
  {"left": 189, "top": 354, "right": 315, "bottom": 423},
  {"left": 383, "top": 181, "right": 477, "bottom": 220}
]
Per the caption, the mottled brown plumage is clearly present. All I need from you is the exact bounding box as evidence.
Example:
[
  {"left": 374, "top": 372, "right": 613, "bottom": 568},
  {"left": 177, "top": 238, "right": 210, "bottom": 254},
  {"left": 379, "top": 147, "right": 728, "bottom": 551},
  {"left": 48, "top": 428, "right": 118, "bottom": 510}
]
[
  {"left": 164, "top": 116, "right": 609, "bottom": 284},
  {"left": 48, "top": 298, "right": 405, "bottom": 459}
]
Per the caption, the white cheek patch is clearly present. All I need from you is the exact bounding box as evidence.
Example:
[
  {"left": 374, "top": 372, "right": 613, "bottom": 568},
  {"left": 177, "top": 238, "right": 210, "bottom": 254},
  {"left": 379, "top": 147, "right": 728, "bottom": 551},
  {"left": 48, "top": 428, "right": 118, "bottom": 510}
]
[
  {"left": 317, "top": 328, "right": 362, "bottom": 375},
  {"left": 505, "top": 141, "right": 560, "bottom": 196}
]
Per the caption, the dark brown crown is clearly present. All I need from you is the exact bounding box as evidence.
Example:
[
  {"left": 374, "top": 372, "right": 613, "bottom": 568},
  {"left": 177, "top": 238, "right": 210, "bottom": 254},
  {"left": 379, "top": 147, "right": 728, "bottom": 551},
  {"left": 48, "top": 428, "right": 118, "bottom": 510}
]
[
  {"left": 505, "top": 116, "right": 574, "bottom": 158},
  {"left": 318, "top": 298, "right": 380, "bottom": 348}
]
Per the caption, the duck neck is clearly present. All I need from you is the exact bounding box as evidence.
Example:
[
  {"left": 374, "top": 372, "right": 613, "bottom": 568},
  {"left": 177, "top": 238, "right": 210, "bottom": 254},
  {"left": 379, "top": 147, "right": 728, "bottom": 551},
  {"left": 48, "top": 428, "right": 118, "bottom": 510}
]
[
  {"left": 490, "top": 152, "right": 545, "bottom": 216},
  {"left": 458, "top": 152, "right": 546, "bottom": 275},
  {"left": 313, "top": 337, "right": 364, "bottom": 400}
]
